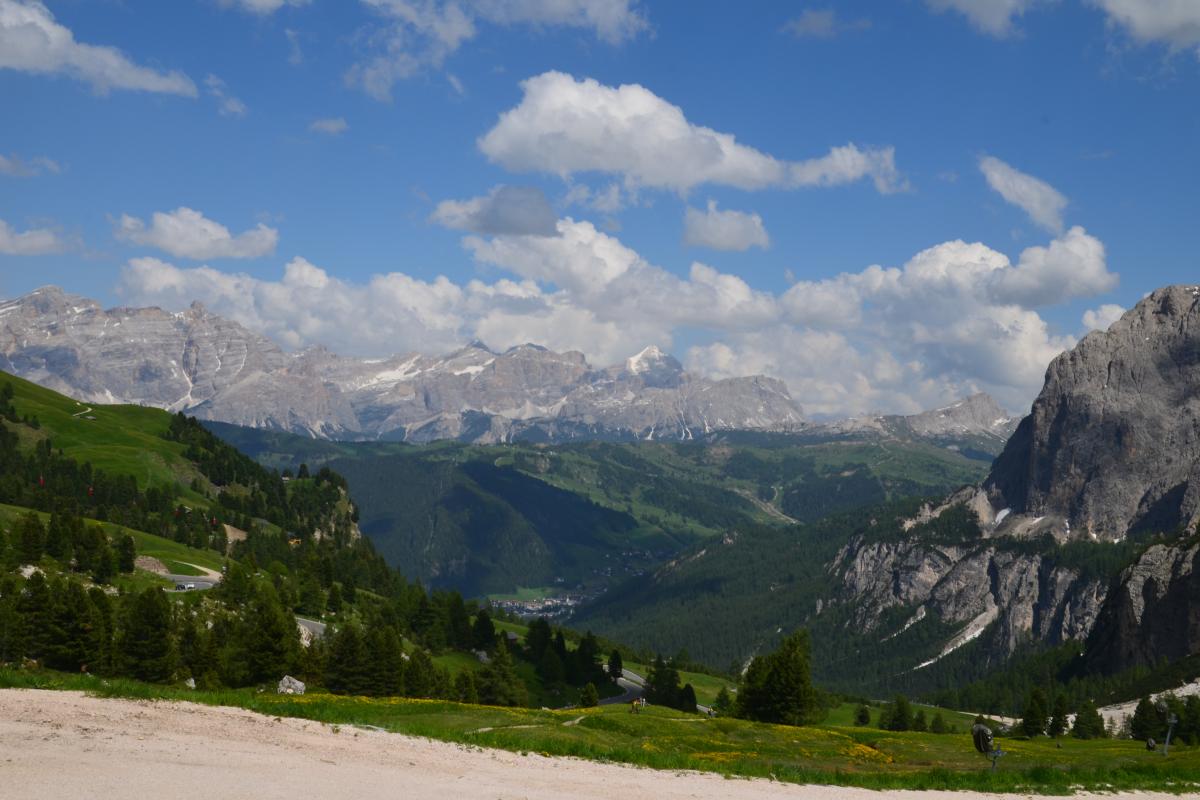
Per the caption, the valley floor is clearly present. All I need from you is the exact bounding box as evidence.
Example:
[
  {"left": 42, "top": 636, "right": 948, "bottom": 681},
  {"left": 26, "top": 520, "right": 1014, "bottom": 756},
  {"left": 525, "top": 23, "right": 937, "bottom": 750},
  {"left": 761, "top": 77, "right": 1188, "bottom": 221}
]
[{"left": 0, "top": 689, "right": 1185, "bottom": 800}]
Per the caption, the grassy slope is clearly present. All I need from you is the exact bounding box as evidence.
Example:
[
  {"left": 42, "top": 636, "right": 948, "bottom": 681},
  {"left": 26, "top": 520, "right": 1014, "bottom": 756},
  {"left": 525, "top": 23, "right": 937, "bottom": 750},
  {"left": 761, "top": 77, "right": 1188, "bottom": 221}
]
[
  {"left": 4, "top": 371, "right": 208, "bottom": 501},
  {"left": 0, "top": 502, "right": 225, "bottom": 576},
  {"left": 4, "top": 669, "right": 1197, "bottom": 794}
]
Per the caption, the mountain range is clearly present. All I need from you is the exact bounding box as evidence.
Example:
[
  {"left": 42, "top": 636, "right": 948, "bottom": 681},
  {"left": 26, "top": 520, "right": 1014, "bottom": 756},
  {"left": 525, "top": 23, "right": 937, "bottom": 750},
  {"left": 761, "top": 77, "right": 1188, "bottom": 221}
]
[{"left": 0, "top": 286, "right": 804, "bottom": 443}]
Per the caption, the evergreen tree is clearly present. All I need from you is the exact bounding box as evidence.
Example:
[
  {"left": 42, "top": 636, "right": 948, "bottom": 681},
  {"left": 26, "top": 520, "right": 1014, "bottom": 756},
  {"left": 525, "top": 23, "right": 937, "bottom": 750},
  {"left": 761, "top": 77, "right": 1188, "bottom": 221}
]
[
  {"left": 242, "top": 584, "right": 297, "bottom": 684},
  {"left": 454, "top": 670, "right": 479, "bottom": 704},
  {"left": 325, "top": 623, "right": 368, "bottom": 695},
  {"left": 117, "top": 534, "right": 137, "bottom": 573},
  {"left": 1020, "top": 688, "right": 1049, "bottom": 737},
  {"left": 1048, "top": 694, "right": 1070, "bottom": 738},
  {"left": 579, "top": 682, "right": 599, "bottom": 708},
  {"left": 472, "top": 610, "right": 496, "bottom": 652},
  {"left": 607, "top": 649, "right": 624, "bottom": 683},
  {"left": 736, "top": 631, "right": 823, "bottom": 726},
  {"left": 444, "top": 593, "right": 472, "bottom": 650},
  {"left": 930, "top": 712, "right": 949, "bottom": 734},
  {"left": 364, "top": 626, "right": 405, "bottom": 696},
  {"left": 118, "top": 587, "right": 175, "bottom": 682},
  {"left": 1131, "top": 697, "right": 1166, "bottom": 741},
  {"left": 1180, "top": 695, "right": 1200, "bottom": 746},
  {"left": 16, "top": 512, "right": 44, "bottom": 565},
  {"left": 0, "top": 575, "right": 24, "bottom": 664},
  {"left": 43, "top": 513, "right": 72, "bottom": 563},
  {"left": 713, "top": 686, "right": 734, "bottom": 716},
  {"left": 886, "top": 695, "right": 913, "bottom": 732},
  {"left": 853, "top": 704, "right": 871, "bottom": 726},
  {"left": 912, "top": 709, "right": 928, "bottom": 732},
  {"left": 17, "top": 570, "right": 52, "bottom": 660},
  {"left": 573, "top": 632, "right": 602, "bottom": 686},
  {"left": 405, "top": 649, "right": 436, "bottom": 698},
  {"left": 678, "top": 683, "right": 698, "bottom": 714},
  {"left": 326, "top": 583, "right": 343, "bottom": 614},
  {"left": 477, "top": 640, "right": 526, "bottom": 707},
  {"left": 1071, "top": 699, "right": 1106, "bottom": 739},
  {"left": 525, "top": 617, "right": 552, "bottom": 662},
  {"left": 91, "top": 541, "right": 117, "bottom": 585},
  {"left": 43, "top": 580, "right": 93, "bottom": 672},
  {"left": 537, "top": 647, "right": 565, "bottom": 685},
  {"left": 646, "top": 654, "right": 680, "bottom": 707}
]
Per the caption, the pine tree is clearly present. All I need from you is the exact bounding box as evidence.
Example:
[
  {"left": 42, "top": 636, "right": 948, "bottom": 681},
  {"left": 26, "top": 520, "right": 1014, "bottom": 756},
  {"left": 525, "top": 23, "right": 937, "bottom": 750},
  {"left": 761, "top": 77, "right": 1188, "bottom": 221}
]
[
  {"left": 477, "top": 640, "right": 527, "bottom": 707},
  {"left": 472, "top": 610, "right": 496, "bottom": 652},
  {"left": 91, "top": 541, "right": 117, "bottom": 585},
  {"left": 538, "top": 647, "right": 565, "bottom": 685},
  {"left": 43, "top": 513, "right": 72, "bottom": 563},
  {"left": 525, "top": 617, "right": 552, "bottom": 662},
  {"left": 365, "top": 626, "right": 405, "bottom": 697},
  {"left": 854, "top": 704, "right": 871, "bottom": 726},
  {"left": 242, "top": 584, "right": 297, "bottom": 684},
  {"left": 607, "top": 649, "right": 624, "bottom": 683},
  {"left": 1020, "top": 688, "right": 1049, "bottom": 737},
  {"left": 0, "top": 575, "right": 24, "bottom": 664},
  {"left": 454, "top": 671, "right": 479, "bottom": 704},
  {"left": 326, "top": 583, "right": 343, "bottom": 614},
  {"left": 405, "top": 649, "right": 436, "bottom": 698},
  {"left": 325, "top": 623, "right": 368, "bottom": 695},
  {"left": 912, "top": 709, "right": 928, "bottom": 732},
  {"left": 1048, "top": 694, "right": 1070, "bottom": 738},
  {"left": 16, "top": 512, "right": 44, "bottom": 565},
  {"left": 679, "top": 683, "right": 698, "bottom": 714},
  {"left": 118, "top": 587, "right": 175, "bottom": 683},
  {"left": 1071, "top": 699, "right": 1106, "bottom": 739},
  {"left": 930, "top": 712, "right": 949, "bottom": 734},
  {"left": 713, "top": 686, "right": 734, "bottom": 716},
  {"left": 1131, "top": 697, "right": 1165, "bottom": 741},
  {"left": 43, "top": 580, "right": 93, "bottom": 672},
  {"left": 117, "top": 534, "right": 136, "bottom": 573},
  {"left": 887, "top": 695, "right": 913, "bottom": 732},
  {"left": 736, "top": 631, "right": 823, "bottom": 726},
  {"left": 579, "top": 682, "right": 599, "bottom": 708},
  {"left": 17, "top": 570, "right": 52, "bottom": 660}
]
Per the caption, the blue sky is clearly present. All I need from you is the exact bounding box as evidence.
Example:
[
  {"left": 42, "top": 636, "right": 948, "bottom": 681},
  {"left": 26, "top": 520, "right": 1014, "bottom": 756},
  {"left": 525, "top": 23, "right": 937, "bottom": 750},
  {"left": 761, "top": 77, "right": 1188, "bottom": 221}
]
[{"left": 1, "top": 0, "right": 1198, "bottom": 417}]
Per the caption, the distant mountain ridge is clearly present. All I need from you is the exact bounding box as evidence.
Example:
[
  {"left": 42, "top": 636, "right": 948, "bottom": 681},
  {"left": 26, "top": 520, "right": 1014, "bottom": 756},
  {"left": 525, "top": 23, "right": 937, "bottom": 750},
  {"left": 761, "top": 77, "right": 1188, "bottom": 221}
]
[{"left": 0, "top": 286, "right": 804, "bottom": 443}]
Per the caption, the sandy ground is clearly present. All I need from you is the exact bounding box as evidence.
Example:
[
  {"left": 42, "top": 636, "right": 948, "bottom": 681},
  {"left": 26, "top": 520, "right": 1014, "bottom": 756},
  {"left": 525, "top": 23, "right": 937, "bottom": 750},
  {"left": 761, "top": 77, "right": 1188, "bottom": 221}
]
[{"left": 0, "top": 689, "right": 1185, "bottom": 800}]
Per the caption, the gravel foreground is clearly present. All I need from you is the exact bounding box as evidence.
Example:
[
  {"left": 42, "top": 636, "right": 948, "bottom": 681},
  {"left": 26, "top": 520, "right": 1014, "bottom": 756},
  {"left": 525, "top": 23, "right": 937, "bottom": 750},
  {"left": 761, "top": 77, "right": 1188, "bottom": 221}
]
[{"left": 0, "top": 689, "right": 1184, "bottom": 800}]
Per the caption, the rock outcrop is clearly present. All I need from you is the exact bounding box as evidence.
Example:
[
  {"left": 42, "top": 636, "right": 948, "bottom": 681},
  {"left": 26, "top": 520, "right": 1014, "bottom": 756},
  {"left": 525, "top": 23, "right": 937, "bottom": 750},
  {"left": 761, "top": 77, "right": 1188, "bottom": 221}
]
[
  {"left": 986, "top": 285, "right": 1200, "bottom": 541},
  {"left": 0, "top": 287, "right": 805, "bottom": 442}
]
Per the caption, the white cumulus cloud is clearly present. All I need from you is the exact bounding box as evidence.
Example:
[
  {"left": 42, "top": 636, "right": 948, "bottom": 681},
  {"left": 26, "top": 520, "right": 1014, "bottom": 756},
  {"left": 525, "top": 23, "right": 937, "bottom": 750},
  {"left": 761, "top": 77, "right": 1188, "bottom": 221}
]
[
  {"left": 431, "top": 186, "right": 559, "bottom": 236},
  {"left": 0, "top": 218, "right": 65, "bottom": 255},
  {"left": 925, "top": 0, "right": 1042, "bottom": 36},
  {"left": 0, "top": 0, "right": 196, "bottom": 96},
  {"left": 117, "top": 218, "right": 1117, "bottom": 418},
  {"left": 1082, "top": 303, "right": 1125, "bottom": 331},
  {"left": 979, "top": 155, "right": 1068, "bottom": 233},
  {"left": 1091, "top": 0, "right": 1200, "bottom": 55},
  {"left": 479, "top": 71, "right": 904, "bottom": 195},
  {"left": 115, "top": 208, "right": 278, "bottom": 260},
  {"left": 683, "top": 200, "right": 769, "bottom": 251},
  {"left": 205, "top": 74, "right": 247, "bottom": 117}
]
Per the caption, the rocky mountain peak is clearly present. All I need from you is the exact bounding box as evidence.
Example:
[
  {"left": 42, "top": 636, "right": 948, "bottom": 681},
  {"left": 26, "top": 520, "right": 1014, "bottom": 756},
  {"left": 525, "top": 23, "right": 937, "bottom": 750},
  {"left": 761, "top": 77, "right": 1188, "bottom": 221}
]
[
  {"left": 0, "top": 287, "right": 805, "bottom": 443},
  {"left": 986, "top": 285, "right": 1200, "bottom": 541}
]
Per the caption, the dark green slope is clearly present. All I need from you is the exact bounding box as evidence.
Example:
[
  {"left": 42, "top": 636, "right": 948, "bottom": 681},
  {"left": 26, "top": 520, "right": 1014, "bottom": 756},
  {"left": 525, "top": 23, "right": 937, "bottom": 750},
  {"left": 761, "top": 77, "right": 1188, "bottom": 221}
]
[{"left": 206, "top": 421, "right": 988, "bottom": 599}]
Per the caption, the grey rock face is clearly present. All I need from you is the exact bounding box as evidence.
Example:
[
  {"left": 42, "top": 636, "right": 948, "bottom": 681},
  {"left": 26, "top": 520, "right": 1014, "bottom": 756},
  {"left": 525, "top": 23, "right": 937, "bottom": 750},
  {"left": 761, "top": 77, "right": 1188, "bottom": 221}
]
[
  {"left": 0, "top": 287, "right": 805, "bottom": 441},
  {"left": 835, "top": 532, "right": 1105, "bottom": 664},
  {"left": 1084, "top": 541, "right": 1200, "bottom": 674},
  {"left": 809, "top": 392, "right": 1019, "bottom": 455},
  {"left": 986, "top": 285, "right": 1200, "bottom": 541}
]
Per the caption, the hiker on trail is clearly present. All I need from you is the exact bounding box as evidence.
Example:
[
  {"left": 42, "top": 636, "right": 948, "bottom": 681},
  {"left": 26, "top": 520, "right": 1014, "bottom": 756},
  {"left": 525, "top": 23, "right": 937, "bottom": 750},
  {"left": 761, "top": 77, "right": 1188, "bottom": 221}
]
[{"left": 630, "top": 698, "right": 639, "bottom": 714}]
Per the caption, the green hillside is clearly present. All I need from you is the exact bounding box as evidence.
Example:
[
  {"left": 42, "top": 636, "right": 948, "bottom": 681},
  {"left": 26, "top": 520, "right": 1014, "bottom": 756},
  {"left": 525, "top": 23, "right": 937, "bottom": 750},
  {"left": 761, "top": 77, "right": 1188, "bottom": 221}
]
[{"left": 207, "top": 421, "right": 988, "bottom": 597}]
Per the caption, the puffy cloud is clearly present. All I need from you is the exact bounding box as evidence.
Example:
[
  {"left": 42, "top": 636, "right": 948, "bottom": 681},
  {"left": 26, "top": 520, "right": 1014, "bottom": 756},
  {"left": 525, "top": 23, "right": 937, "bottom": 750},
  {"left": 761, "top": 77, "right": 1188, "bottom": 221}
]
[
  {"left": 310, "top": 117, "right": 349, "bottom": 135},
  {"left": 0, "top": 152, "right": 59, "bottom": 177},
  {"left": 219, "top": 0, "right": 311, "bottom": 14},
  {"left": 115, "top": 207, "right": 278, "bottom": 260},
  {"left": 1082, "top": 303, "right": 1125, "bottom": 331},
  {"left": 479, "top": 72, "right": 904, "bottom": 195},
  {"left": 683, "top": 200, "right": 769, "bottom": 251},
  {"left": 979, "top": 155, "right": 1067, "bottom": 233},
  {"left": 118, "top": 217, "right": 1114, "bottom": 418},
  {"left": 347, "top": 0, "right": 646, "bottom": 101},
  {"left": 782, "top": 9, "right": 871, "bottom": 39},
  {"left": 431, "top": 186, "right": 559, "bottom": 236},
  {"left": 1090, "top": 0, "right": 1200, "bottom": 55},
  {"left": 924, "top": 0, "right": 1041, "bottom": 36},
  {"left": 205, "top": 75, "right": 247, "bottom": 117},
  {"left": 0, "top": 0, "right": 196, "bottom": 96},
  {"left": 0, "top": 218, "right": 64, "bottom": 254}
]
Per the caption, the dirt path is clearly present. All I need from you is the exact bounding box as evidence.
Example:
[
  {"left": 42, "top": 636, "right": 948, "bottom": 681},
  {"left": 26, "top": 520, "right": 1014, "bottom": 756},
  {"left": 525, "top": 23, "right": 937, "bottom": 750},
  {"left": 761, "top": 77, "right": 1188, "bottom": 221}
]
[{"left": 0, "top": 689, "right": 1179, "bottom": 800}]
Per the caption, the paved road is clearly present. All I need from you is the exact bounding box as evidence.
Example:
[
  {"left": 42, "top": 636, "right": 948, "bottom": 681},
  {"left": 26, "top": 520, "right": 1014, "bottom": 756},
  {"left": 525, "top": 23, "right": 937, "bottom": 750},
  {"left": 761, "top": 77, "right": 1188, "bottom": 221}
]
[
  {"left": 296, "top": 617, "right": 327, "bottom": 639},
  {"left": 165, "top": 574, "right": 218, "bottom": 591},
  {"left": 601, "top": 668, "right": 646, "bottom": 707}
]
